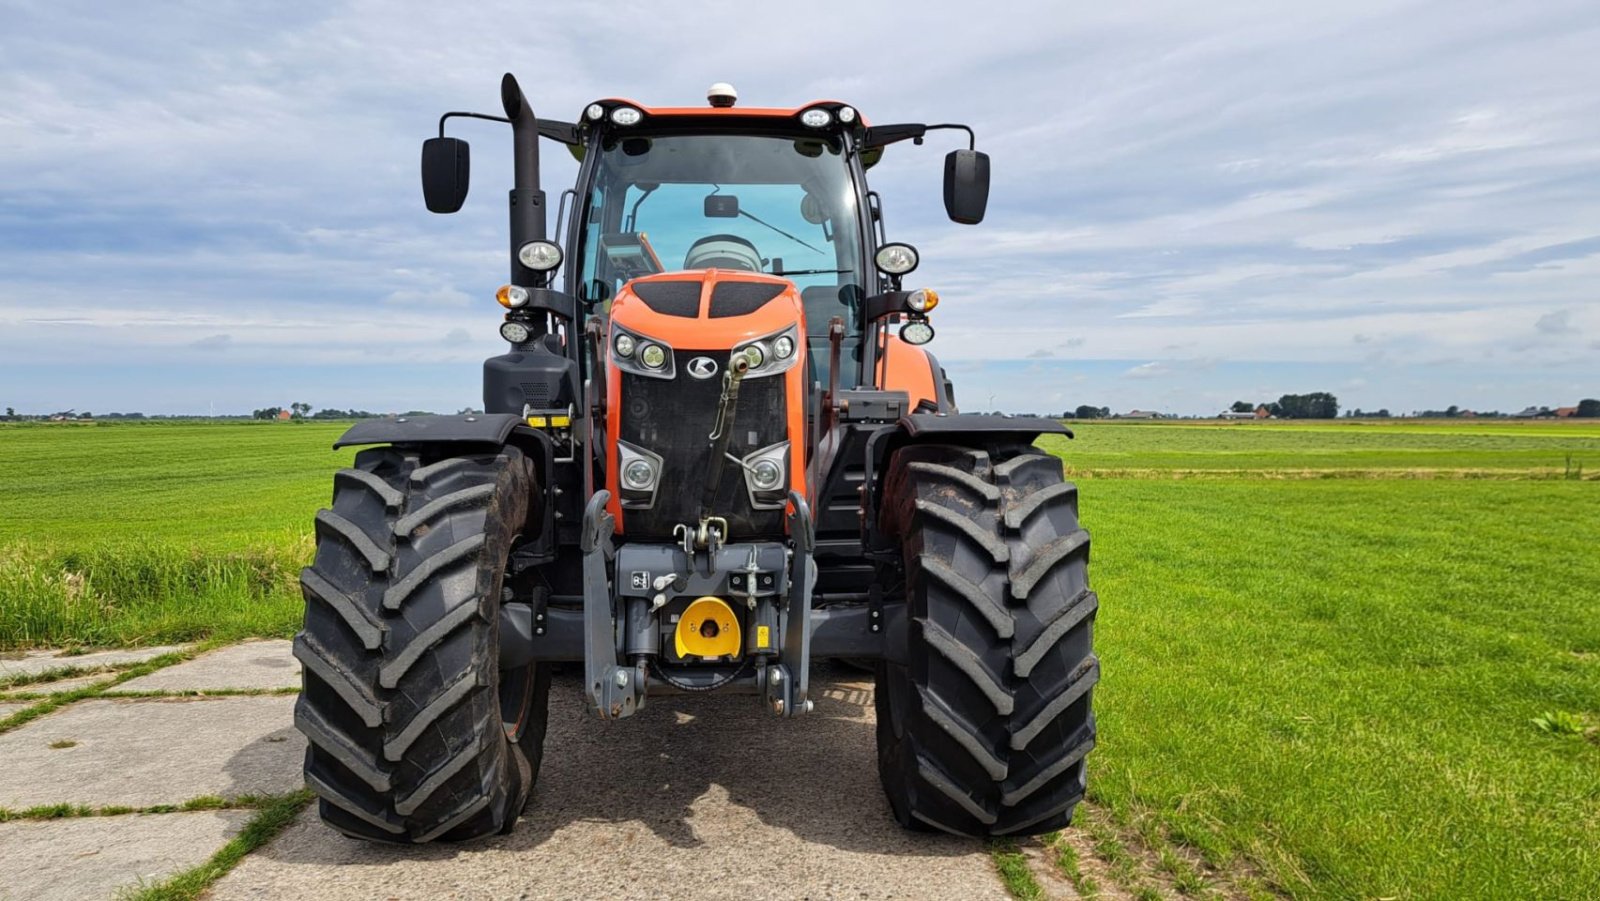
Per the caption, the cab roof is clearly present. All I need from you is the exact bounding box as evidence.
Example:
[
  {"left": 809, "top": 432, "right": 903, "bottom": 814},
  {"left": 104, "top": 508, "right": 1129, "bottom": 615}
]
[{"left": 580, "top": 98, "right": 870, "bottom": 127}]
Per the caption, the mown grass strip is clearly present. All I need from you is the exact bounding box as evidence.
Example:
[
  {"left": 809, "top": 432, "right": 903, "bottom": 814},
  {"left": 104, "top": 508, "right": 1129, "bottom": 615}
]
[
  {"left": 1067, "top": 467, "right": 1597, "bottom": 481},
  {"left": 988, "top": 839, "right": 1045, "bottom": 900},
  {"left": 1044, "top": 830, "right": 1100, "bottom": 898},
  {"left": 0, "top": 664, "right": 123, "bottom": 692},
  {"left": 0, "top": 793, "right": 281, "bottom": 822},
  {"left": 118, "top": 789, "right": 313, "bottom": 901}
]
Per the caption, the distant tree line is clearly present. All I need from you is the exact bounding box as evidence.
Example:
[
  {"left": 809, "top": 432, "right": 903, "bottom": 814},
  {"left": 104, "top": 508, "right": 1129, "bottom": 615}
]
[{"left": 1228, "top": 393, "right": 1340, "bottom": 419}]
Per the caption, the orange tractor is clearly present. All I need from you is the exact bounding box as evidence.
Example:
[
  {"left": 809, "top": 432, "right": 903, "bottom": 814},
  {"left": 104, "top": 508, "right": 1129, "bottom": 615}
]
[{"left": 295, "top": 76, "right": 1097, "bottom": 842}]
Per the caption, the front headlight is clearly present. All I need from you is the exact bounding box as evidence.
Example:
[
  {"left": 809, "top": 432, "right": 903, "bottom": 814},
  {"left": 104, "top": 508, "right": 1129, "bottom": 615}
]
[
  {"left": 740, "top": 441, "right": 790, "bottom": 509},
  {"left": 517, "top": 240, "right": 563, "bottom": 272},
  {"left": 730, "top": 324, "right": 801, "bottom": 379},
  {"left": 875, "top": 243, "right": 919, "bottom": 275},
  {"left": 499, "top": 320, "right": 532, "bottom": 344},
  {"left": 899, "top": 320, "right": 935, "bottom": 345},
  {"left": 616, "top": 441, "right": 663, "bottom": 508},
  {"left": 610, "top": 326, "right": 674, "bottom": 379}
]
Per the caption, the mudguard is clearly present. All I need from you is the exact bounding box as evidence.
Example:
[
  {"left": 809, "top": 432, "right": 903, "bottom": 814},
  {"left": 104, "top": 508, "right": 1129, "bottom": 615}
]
[
  {"left": 861, "top": 413, "right": 1072, "bottom": 554},
  {"left": 894, "top": 412, "right": 1072, "bottom": 442},
  {"left": 332, "top": 413, "right": 528, "bottom": 449}
]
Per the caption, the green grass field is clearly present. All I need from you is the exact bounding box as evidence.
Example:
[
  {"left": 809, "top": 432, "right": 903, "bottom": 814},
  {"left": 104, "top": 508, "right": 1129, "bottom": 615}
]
[{"left": 1, "top": 417, "right": 1597, "bottom": 898}]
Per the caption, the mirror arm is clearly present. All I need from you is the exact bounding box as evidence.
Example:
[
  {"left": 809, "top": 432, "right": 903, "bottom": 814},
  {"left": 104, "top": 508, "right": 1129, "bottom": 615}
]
[
  {"left": 438, "top": 111, "right": 510, "bottom": 138},
  {"left": 922, "top": 123, "right": 976, "bottom": 151},
  {"left": 860, "top": 122, "right": 977, "bottom": 152},
  {"left": 437, "top": 112, "right": 581, "bottom": 145}
]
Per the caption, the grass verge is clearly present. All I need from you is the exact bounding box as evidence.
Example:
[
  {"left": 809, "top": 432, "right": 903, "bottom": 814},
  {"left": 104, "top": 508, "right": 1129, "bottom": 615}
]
[
  {"left": 118, "top": 790, "right": 314, "bottom": 901},
  {"left": 0, "top": 541, "right": 306, "bottom": 649}
]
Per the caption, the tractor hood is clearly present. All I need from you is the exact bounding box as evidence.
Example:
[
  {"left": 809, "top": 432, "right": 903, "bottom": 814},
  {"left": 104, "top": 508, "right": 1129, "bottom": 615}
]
[{"left": 608, "top": 270, "right": 805, "bottom": 350}]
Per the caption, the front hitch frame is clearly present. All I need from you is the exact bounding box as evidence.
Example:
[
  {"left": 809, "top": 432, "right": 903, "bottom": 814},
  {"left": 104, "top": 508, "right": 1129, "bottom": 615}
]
[
  {"left": 580, "top": 490, "right": 645, "bottom": 719},
  {"left": 765, "top": 490, "right": 816, "bottom": 717}
]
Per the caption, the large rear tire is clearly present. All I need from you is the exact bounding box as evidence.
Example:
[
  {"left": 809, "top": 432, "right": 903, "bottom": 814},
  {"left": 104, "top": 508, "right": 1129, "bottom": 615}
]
[
  {"left": 295, "top": 445, "right": 549, "bottom": 843},
  {"left": 876, "top": 444, "right": 1098, "bottom": 837}
]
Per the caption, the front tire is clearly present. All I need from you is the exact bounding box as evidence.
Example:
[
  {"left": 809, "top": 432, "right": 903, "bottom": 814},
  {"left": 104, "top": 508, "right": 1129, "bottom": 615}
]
[
  {"left": 295, "top": 446, "right": 549, "bottom": 843},
  {"left": 876, "top": 444, "right": 1098, "bottom": 837}
]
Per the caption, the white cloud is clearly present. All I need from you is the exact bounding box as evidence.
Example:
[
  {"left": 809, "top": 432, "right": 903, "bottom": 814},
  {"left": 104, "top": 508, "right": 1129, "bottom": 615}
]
[{"left": 1, "top": 0, "right": 1598, "bottom": 413}]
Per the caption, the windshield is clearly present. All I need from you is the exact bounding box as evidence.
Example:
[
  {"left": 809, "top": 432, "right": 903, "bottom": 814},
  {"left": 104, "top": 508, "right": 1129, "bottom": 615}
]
[{"left": 576, "top": 132, "right": 864, "bottom": 335}]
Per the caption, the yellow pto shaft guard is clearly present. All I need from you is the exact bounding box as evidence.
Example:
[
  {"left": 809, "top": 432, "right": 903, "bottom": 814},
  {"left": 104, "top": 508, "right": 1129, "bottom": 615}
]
[{"left": 674, "top": 596, "right": 742, "bottom": 660}]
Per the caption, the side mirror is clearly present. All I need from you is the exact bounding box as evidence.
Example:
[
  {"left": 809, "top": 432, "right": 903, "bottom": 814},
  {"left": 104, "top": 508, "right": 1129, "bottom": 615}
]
[
  {"left": 422, "top": 137, "right": 470, "bottom": 213},
  {"left": 943, "top": 149, "right": 990, "bottom": 225},
  {"left": 704, "top": 194, "right": 740, "bottom": 218}
]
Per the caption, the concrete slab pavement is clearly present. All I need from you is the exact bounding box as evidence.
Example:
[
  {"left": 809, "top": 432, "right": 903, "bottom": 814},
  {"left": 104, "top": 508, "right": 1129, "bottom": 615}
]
[
  {"left": 0, "top": 810, "right": 251, "bottom": 901},
  {"left": 0, "top": 645, "right": 186, "bottom": 681},
  {"left": 211, "top": 667, "right": 1010, "bottom": 901},
  {"left": 112, "top": 639, "right": 299, "bottom": 693},
  {"left": 0, "top": 695, "right": 304, "bottom": 808}
]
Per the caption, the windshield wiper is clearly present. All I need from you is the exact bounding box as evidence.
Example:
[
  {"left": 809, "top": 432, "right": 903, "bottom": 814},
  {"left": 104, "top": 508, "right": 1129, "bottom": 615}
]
[
  {"left": 738, "top": 210, "right": 825, "bottom": 255},
  {"left": 772, "top": 268, "right": 853, "bottom": 277}
]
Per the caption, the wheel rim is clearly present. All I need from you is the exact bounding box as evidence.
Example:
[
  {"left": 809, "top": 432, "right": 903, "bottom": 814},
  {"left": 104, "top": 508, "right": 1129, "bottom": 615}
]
[{"left": 499, "top": 665, "right": 536, "bottom": 741}]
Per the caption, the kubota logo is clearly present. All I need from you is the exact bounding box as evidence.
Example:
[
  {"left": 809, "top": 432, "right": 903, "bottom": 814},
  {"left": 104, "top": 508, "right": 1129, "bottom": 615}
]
[{"left": 687, "top": 356, "right": 718, "bottom": 379}]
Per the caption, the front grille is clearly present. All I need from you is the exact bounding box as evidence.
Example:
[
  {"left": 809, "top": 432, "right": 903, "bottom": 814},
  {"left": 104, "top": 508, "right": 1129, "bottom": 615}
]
[
  {"left": 632, "top": 281, "right": 702, "bottom": 317},
  {"left": 620, "top": 350, "right": 787, "bottom": 539},
  {"left": 709, "top": 281, "right": 786, "bottom": 318}
]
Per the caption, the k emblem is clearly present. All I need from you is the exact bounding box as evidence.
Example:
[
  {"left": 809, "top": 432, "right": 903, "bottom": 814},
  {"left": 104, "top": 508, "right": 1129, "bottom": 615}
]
[{"left": 687, "top": 356, "right": 719, "bottom": 379}]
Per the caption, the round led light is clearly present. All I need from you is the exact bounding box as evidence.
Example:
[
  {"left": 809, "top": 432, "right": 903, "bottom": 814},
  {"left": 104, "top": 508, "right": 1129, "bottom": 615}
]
[
  {"left": 496, "top": 284, "right": 530, "bottom": 308},
  {"left": 623, "top": 459, "right": 656, "bottom": 490},
  {"left": 518, "top": 240, "right": 563, "bottom": 271},
  {"left": 741, "top": 344, "right": 766, "bottom": 370},
  {"left": 837, "top": 106, "right": 857, "bottom": 124},
  {"left": 750, "top": 459, "right": 784, "bottom": 490},
  {"left": 800, "top": 108, "right": 832, "bottom": 128},
  {"left": 500, "top": 320, "right": 531, "bottom": 344},
  {"left": 610, "top": 106, "right": 642, "bottom": 126},
  {"left": 639, "top": 343, "right": 666, "bottom": 369},
  {"left": 900, "top": 321, "right": 935, "bottom": 345},
  {"left": 906, "top": 288, "right": 940, "bottom": 313},
  {"left": 614, "top": 333, "right": 636, "bottom": 357},
  {"left": 773, "top": 335, "right": 795, "bottom": 360},
  {"left": 586, "top": 103, "right": 605, "bottom": 121},
  {"left": 875, "top": 243, "right": 919, "bottom": 275}
]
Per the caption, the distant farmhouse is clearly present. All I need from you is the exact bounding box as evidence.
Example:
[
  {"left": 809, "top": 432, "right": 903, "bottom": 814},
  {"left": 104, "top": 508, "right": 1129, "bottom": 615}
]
[{"left": 1115, "top": 410, "right": 1161, "bottom": 420}]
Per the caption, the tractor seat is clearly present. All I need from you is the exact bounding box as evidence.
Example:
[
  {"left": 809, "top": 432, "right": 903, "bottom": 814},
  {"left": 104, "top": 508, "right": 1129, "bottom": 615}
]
[{"left": 684, "top": 234, "right": 763, "bottom": 272}]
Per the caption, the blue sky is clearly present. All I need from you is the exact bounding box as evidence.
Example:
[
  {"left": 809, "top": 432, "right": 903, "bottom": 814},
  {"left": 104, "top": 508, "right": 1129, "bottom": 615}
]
[{"left": 2, "top": 0, "right": 1597, "bottom": 416}]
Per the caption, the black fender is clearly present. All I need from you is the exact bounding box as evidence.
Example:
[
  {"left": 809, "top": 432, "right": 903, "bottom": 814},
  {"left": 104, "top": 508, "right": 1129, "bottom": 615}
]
[
  {"left": 332, "top": 413, "right": 558, "bottom": 556},
  {"left": 333, "top": 412, "right": 532, "bottom": 449},
  {"left": 861, "top": 413, "right": 1072, "bottom": 555}
]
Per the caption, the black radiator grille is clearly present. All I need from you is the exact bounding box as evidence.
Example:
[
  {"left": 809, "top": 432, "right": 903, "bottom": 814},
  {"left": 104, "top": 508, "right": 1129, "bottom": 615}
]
[
  {"left": 619, "top": 351, "right": 787, "bottom": 539},
  {"left": 631, "top": 281, "right": 702, "bottom": 317}
]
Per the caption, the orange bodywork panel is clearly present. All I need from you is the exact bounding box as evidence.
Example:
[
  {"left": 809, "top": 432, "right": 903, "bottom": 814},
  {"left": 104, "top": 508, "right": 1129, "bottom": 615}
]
[
  {"left": 878, "top": 334, "right": 939, "bottom": 412},
  {"left": 604, "top": 270, "right": 808, "bottom": 534}
]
